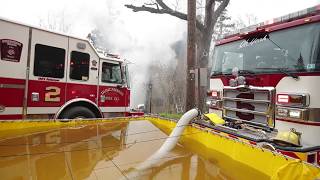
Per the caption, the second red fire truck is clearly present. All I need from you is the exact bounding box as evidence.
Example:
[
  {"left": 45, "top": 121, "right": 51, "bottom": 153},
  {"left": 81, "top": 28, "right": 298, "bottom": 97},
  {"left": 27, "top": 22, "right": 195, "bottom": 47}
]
[{"left": 206, "top": 5, "right": 320, "bottom": 165}]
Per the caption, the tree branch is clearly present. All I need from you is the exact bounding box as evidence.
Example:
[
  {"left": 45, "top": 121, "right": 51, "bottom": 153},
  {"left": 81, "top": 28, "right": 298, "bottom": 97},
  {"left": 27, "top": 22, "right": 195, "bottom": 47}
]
[
  {"left": 155, "top": 0, "right": 170, "bottom": 10},
  {"left": 204, "top": 0, "right": 215, "bottom": 30},
  {"left": 125, "top": 4, "right": 162, "bottom": 13},
  {"left": 212, "top": 0, "right": 230, "bottom": 23},
  {"left": 145, "top": 2, "right": 160, "bottom": 10},
  {"left": 207, "top": 0, "right": 215, "bottom": 9},
  {"left": 125, "top": 4, "right": 205, "bottom": 32}
]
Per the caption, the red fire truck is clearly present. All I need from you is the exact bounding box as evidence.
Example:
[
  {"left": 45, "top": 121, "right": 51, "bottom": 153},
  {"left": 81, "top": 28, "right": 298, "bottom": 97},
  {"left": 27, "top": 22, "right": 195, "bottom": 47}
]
[
  {"left": 0, "top": 18, "right": 140, "bottom": 120},
  {"left": 206, "top": 5, "right": 320, "bottom": 165}
]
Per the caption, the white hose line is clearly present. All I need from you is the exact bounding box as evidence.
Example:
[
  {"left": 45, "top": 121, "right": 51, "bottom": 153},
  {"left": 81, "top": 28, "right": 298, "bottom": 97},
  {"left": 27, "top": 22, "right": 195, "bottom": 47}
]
[{"left": 126, "top": 108, "right": 200, "bottom": 178}]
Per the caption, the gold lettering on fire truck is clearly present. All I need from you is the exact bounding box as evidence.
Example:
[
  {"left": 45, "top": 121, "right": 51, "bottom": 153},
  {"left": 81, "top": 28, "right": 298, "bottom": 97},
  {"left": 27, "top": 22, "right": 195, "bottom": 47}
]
[
  {"left": 100, "top": 88, "right": 123, "bottom": 102},
  {"left": 101, "top": 88, "right": 124, "bottom": 96},
  {"left": 45, "top": 86, "right": 61, "bottom": 102}
]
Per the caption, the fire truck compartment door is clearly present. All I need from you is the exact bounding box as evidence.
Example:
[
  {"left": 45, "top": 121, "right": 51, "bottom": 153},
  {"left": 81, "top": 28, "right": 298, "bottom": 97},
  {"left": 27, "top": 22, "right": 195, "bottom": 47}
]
[
  {"left": 27, "top": 29, "right": 68, "bottom": 114},
  {"left": 0, "top": 20, "right": 29, "bottom": 118},
  {"left": 65, "top": 38, "right": 99, "bottom": 104}
]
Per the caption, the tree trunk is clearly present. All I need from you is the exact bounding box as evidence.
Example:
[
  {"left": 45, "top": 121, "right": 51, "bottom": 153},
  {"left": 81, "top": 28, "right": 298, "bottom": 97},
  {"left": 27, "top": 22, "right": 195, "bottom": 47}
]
[{"left": 196, "top": 31, "right": 211, "bottom": 112}]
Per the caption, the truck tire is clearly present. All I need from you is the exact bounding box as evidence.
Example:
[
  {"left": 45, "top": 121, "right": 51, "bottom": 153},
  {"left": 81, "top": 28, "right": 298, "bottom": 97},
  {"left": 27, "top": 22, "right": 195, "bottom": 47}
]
[{"left": 60, "top": 106, "right": 96, "bottom": 119}]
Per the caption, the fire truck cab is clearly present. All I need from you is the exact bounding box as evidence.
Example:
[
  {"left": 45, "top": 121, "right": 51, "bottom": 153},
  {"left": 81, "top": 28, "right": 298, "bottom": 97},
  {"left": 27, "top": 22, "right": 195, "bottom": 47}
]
[
  {"left": 207, "top": 5, "right": 320, "bottom": 165},
  {"left": 0, "top": 18, "right": 133, "bottom": 120}
]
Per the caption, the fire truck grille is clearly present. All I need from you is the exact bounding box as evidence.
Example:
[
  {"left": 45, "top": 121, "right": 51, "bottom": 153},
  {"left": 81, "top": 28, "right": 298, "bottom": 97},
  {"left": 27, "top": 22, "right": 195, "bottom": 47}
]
[{"left": 223, "top": 86, "right": 275, "bottom": 127}]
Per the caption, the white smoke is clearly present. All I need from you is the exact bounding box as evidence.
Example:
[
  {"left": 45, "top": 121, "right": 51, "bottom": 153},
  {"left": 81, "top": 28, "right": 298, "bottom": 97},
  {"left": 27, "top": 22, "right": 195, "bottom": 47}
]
[
  {"left": 82, "top": 0, "right": 185, "bottom": 107},
  {"left": 83, "top": 1, "right": 186, "bottom": 108}
]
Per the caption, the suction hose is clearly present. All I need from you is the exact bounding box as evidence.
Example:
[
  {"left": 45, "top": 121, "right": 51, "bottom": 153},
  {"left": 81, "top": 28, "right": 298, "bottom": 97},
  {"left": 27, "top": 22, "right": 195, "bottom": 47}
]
[{"left": 127, "top": 108, "right": 200, "bottom": 177}]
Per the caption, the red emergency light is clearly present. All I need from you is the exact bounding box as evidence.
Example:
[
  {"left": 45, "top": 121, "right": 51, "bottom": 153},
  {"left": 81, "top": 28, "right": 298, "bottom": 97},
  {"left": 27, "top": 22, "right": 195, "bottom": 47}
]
[
  {"left": 276, "top": 93, "right": 309, "bottom": 107},
  {"left": 207, "top": 90, "right": 221, "bottom": 99},
  {"left": 277, "top": 94, "right": 289, "bottom": 103}
]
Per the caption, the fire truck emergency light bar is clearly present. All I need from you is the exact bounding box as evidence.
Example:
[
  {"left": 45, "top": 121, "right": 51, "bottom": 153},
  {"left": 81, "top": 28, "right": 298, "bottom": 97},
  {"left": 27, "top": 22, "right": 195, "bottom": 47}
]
[{"left": 220, "top": 4, "right": 320, "bottom": 40}]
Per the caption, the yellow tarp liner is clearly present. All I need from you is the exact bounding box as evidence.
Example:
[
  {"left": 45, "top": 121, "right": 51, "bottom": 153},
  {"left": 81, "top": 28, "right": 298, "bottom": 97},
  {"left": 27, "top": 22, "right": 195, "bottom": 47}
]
[
  {"left": 0, "top": 116, "right": 319, "bottom": 180},
  {"left": 147, "top": 117, "right": 320, "bottom": 180}
]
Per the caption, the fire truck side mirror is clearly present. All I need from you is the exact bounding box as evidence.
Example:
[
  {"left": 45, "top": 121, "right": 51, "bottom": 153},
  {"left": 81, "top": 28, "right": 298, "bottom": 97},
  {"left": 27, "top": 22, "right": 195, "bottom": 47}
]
[
  {"left": 116, "top": 79, "right": 127, "bottom": 88},
  {"left": 137, "top": 104, "right": 145, "bottom": 112},
  {"left": 116, "top": 84, "right": 124, "bottom": 88},
  {"left": 122, "top": 64, "right": 130, "bottom": 89}
]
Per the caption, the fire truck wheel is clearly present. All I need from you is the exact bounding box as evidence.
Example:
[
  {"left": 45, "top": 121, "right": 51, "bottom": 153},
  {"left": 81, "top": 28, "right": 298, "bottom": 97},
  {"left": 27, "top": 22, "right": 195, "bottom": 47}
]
[{"left": 60, "top": 106, "right": 96, "bottom": 119}]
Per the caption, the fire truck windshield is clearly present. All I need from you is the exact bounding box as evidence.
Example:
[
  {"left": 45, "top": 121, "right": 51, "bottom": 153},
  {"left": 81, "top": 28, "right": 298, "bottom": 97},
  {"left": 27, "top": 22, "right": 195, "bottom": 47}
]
[{"left": 211, "top": 23, "right": 320, "bottom": 76}]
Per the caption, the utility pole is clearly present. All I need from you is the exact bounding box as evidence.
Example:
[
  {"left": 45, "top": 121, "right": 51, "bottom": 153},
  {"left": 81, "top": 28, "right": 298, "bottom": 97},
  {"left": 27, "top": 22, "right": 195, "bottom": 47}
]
[{"left": 186, "top": 0, "right": 196, "bottom": 111}]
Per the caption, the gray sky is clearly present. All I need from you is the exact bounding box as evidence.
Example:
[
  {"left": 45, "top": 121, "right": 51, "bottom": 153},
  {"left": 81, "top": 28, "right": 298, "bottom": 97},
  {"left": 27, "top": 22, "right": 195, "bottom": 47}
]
[
  {"left": 1, "top": 0, "right": 319, "bottom": 37},
  {"left": 228, "top": 0, "right": 320, "bottom": 22},
  {"left": 0, "top": 0, "right": 319, "bottom": 107}
]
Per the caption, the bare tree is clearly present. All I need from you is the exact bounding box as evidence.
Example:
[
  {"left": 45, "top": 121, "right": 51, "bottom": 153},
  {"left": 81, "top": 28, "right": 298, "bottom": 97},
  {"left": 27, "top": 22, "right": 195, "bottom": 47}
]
[
  {"left": 213, "top": 10, "right": 235, "bottom": 40},
  {"left": 38, "top": 11, "right": 70, "bottom": 33},
  {"left": 233, "top": 13, "right": 258, "bottom": 29},
  {"left": 125, "top": 0, "right": 230, "bottom": 112}
]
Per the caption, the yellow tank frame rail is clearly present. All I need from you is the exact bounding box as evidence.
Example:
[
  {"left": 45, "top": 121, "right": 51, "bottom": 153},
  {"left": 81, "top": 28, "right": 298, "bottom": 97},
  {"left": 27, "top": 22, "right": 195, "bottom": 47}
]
[
  {"left": 0, "top": 115, "right": 319, "bottom": 180},
  {"left": 0, "top": 117, "right": 142, "bottom": 139}
]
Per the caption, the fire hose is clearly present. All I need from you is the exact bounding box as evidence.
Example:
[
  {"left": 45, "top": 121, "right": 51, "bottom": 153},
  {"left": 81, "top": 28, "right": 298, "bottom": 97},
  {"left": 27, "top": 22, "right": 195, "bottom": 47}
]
[{"left": 125, "top": 108, "right": 200, "bottom": 178}]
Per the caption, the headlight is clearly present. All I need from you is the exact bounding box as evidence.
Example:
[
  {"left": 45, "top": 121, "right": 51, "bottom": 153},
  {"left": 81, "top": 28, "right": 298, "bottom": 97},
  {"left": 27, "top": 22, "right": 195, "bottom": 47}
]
[
  {"left": 276, "top": 106, "right": 308, "bottom": 121},
  {"left": 289, "top": 110, "right": 301, "bottom": 119},
  {"left": 206, "top": 98, "right": 222, "bottom": 109},
  {"left": 277, "top": 108, "right": 288, "bottom": 117},
  {"left": 206, "top": 99, "right": 216, "bottom": 106}
]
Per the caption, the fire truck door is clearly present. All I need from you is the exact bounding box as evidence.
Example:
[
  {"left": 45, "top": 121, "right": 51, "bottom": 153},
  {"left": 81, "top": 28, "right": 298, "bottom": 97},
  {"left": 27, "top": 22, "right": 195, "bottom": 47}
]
[
  {"left": 65, "top": 38, "right": 99, "bottom": 103},
  {"left": 0, "top": 21, "right": 29, "bottom": 119},
  {"left": 27, "top": 29, "right": 68, "bottom": 115},
  {"left": 98, "top": 60, "right": 128, "bottom": 114}
]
